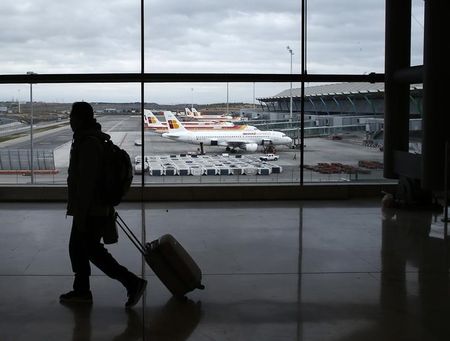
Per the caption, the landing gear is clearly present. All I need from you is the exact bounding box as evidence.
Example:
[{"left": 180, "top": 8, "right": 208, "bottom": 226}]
[{"left": 263, "top": 144, "right": 276, "bottom": 154}]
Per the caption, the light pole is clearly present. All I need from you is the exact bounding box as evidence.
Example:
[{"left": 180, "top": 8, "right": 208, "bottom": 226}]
[
  {"left": 226, "top": 82, "right": 229, "bottom": 116},
  {"left": 253, "top": 82, "right": 256, "bottom": 109},
  {"left": 27, "top": 71, "right": 36, "bottom": 184},
  {"left": 286, "top": 46, "right": 294, "bottom": 123},
  {"left": 18, "top": 89, "right": 21, "bottom": 113}
]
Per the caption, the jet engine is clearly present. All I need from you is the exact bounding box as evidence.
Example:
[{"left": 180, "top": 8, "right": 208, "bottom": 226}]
[{"left": 243, "top": 143, "right": 258, "bottom": 152}]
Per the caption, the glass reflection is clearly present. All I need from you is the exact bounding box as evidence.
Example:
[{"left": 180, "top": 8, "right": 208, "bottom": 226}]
[
  {"left": 380, "top": 206, "right": 450, "bottom": 338},
  {"left": 62, "top": 297, "right": 202, "bottom": 341}
]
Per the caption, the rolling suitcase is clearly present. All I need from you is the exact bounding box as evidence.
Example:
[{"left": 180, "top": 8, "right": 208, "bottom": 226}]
[{"left": 116, "top": 213, "right": 205, "bottom": 298}]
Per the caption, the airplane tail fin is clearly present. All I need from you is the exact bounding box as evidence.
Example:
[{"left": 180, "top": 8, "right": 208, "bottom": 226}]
[
  {"left": 192, "top": 108, "right": 202, "bottom": 117},
  {"left": 185, "top": 108, "right": 194, "bottom": 117},
  {"left": 164, "top": 111, "right": 188, "bottom": 132},
  {"left": 144, "top": 109, "right": 163, "bottom": 128},
  {"left": 143, "top": 109, "right": 151, "bottom": 125}
]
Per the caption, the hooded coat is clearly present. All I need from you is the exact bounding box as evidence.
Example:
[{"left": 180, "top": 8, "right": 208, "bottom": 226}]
[{"left": 67, "top": 122, "right": 112, "bottom": 231}]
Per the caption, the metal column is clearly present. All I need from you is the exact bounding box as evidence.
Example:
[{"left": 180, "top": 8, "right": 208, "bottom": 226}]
[
  {"left": 422, "top": 0, "right": 450, "bottom": 190},
  {"left": 383, "top": 0, "right": 411, "bottom": 179}
]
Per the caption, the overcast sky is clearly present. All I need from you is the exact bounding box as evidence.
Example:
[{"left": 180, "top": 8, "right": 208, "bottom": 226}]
[{"left": 0, "top": 0, "right": 424, "bottom": 104}]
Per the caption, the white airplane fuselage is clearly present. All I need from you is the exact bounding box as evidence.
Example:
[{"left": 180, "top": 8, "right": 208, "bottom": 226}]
[
  {"left": 162, "top": 111, "right": 292, "bottom": 152},
  {"left": 163, "top": 130, "right": 292, "bottom": 148}
]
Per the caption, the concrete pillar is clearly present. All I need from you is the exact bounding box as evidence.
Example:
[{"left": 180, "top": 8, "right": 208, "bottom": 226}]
[
  {"left": 422, "top": 0, "right": 450, "bottom": 190},
  {"left": 383, "top": 0, "right": 411, "bottom": 179}
]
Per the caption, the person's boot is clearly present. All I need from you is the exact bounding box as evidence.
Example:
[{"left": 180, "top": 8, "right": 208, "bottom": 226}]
[
  {"left": 125, "top": 279, "right": 147, "bottom": 308},
  {"left": 59, "top": 290, "right": 93, "bottom": 304}
]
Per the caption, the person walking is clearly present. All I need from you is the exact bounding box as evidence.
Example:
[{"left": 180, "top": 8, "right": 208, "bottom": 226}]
[{"left": 60, "top": 102, "right": 146, "bottom": 308}]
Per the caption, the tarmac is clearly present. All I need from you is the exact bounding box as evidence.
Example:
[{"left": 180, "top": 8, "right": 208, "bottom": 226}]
[{"left": 0, "top": 115, "right": 384, "bottom": 184}]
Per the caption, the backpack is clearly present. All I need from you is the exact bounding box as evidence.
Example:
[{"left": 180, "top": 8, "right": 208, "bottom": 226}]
[{"left": 101, "top": 138, "right": 133, "bottom": 206}]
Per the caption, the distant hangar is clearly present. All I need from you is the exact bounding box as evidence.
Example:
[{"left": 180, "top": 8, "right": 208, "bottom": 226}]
[{"left": 257, "top": 82, "right": 423, "bottom": 116}]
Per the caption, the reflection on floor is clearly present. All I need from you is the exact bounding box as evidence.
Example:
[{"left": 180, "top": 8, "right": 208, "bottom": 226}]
[{"left": 0, "top": 200, "right": 449, "bottom": 340}]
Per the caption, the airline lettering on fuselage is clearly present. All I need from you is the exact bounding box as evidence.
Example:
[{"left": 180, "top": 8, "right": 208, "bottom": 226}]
[{"left": 167, "top": 120, "right": 180, "bottom": 129}]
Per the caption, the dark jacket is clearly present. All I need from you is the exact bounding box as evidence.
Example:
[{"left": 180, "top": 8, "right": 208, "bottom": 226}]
[{"left": 67, "top": 123, "right": 112, "bottom": 227}]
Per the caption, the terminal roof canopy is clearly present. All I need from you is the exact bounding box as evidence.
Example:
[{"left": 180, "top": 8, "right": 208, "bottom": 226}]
[{"left": 257, "top": 82, "right": 423, "bottom": 100}]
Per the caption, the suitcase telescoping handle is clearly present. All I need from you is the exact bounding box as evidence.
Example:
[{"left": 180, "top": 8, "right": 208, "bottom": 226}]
[{"left": 115, "top": 213, "right": 146, "bottom": 256}]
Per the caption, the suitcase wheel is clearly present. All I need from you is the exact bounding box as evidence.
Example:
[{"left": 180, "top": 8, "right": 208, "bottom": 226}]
[
  {"left": 175, "top": 295, "right": 188, "bottom": 301},
  {"left": 198, "top": 284, "right": 205, "bottom": 290}
]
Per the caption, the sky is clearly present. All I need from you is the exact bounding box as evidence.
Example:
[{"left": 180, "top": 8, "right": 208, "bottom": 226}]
[{"left": 0, "top": 0, "right": 424, "bottom": 104}]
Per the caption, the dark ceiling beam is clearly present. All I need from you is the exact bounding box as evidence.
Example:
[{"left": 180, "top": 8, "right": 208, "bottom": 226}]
[
  {"left": 394, "top": 65, "right": 423, "bottom": 84},
  {"left": 0, "top": 72, "right": 384, "bottom": 84}
]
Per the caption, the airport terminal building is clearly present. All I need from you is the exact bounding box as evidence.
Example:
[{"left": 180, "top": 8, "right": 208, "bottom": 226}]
[
  {"left": 1, "top": 1, "right": 450, "bottom": 341},
  {"left": 252, "top": 82, "right": 424, "bottom": 147},
  {"left": 257, "top": 82, "right": 423, "bottom": 118}
]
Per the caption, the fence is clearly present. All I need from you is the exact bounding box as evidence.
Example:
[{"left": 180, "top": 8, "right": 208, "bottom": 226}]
[{"left": 0, "top": 149, "right": 55, "bottom": 171}]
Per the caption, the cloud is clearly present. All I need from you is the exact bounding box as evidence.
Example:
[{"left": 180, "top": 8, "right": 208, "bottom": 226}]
[{"left": 0, "top": 0, "right": 424, "bottom": 102}]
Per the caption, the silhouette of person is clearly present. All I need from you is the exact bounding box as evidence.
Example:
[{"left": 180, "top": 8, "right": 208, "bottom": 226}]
[{"left": 60, "top": 101, "right": 146, "bottom": 308}]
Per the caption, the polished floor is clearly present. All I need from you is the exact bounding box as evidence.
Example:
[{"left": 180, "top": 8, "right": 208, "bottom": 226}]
[{"left": 0, "top": 200, "right": 449, "bottom": 340}]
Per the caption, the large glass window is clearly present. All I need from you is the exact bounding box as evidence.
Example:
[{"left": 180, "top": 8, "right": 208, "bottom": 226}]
[
  {"left": 307, "top": 0, "right": 385, "bottom": 74},
  {"left": 145, "top": 0, "right": 301, "bottom": 73},
  {"left": 411, "top": 0, "right": 424, "bottom": 66},
  {"left": 0, "top": 0, "right": 140, "bottom": 74},
  {"left": 2, "top": 0, "right": 419, "bottom": 188},
  {"left": 299, "top": 82, "right": 384, "bottom": 182},
  {"left": 141, "top": 82, "right": 300, "bottom": 184},
  {"left": 409, "top": 85, "right": 422, "bottom": 155},
  {"left": 0, "top": 84, "right": 140, "bottom": 184}
]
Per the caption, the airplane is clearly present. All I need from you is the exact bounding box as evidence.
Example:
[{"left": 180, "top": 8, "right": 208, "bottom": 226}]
[
  {"left": 144, "top": 110, "right": 257, "bottom": 133},
  {"left": 162, "top": 111, "right": 292, "bottom": 152},
  {"left": 181, "top": 107, "right": 240, "bottom": 122},
  {"left": 144, "top": 110, "right": 232, "bottom": 130}
]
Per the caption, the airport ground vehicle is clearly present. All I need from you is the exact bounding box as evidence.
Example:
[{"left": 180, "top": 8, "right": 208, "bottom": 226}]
[{"left": 259, "top": 154, "right": 279, "bottom": 161}]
